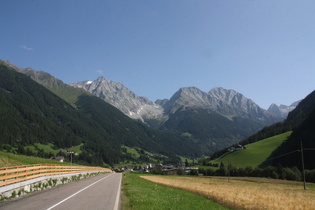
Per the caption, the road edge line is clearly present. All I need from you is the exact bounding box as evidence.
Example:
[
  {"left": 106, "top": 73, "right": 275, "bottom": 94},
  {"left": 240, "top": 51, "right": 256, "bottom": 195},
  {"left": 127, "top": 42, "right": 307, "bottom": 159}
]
[
  {"left": 46, "top": 173, "right": 114, "bottom": 210},
  {"left": 113, "top": 173, "right": 122, "bottom": 210}
]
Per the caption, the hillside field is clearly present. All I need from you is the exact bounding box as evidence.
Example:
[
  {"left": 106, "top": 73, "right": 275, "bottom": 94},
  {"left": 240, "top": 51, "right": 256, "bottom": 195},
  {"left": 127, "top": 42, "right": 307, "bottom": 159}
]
[
  {"left": 0, "top": 151, "right": 71, "bottom": 168},
  {"left": 211, "top": 131, "right": 292, "bottom": 168}
]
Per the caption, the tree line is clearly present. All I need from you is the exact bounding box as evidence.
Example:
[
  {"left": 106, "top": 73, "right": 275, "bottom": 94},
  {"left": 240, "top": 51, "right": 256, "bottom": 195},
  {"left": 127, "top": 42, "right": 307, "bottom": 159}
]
[{"left": 150, "top": 162, "right": 315, "bottom": 183}]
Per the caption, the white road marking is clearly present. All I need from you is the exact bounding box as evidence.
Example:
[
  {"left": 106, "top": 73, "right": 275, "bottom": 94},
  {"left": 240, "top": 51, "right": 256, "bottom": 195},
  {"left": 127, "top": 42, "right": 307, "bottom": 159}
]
[
  {"left": 46, "top": 173, "right": 114, "bottom": 210},
  {"left": 113, "top": 173, "right": 122, "bottom": 210}
]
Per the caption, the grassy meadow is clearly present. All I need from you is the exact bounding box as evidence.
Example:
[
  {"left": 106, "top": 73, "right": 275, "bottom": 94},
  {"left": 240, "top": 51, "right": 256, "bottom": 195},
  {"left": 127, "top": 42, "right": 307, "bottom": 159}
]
[
  {"left": 34, "top": 143, "right": 83, "bottom": 155},
  {"left": 35, "top": 143, "right": 59, "bottom": 154},
  {"left": 211, "top": 131, "right": 292, "bottom": 168},
  {"left": 69, "top": 143, "right": 83, "bottom": 154},
  {"left": 0, "top": 151, "right": 70, "bottom": 168},
  {"left": 122, "top": 172, "right": 228, "bottom": 210},
  {"left": 141, "top": 175, "right": 315, "bottom": 210}
]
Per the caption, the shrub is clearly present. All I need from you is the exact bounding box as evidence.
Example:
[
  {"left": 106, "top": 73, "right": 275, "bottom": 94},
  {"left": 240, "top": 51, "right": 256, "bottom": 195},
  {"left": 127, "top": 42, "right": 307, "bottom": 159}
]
[{"left": 305, "top": 169, "right": 315, "bottom": 182}]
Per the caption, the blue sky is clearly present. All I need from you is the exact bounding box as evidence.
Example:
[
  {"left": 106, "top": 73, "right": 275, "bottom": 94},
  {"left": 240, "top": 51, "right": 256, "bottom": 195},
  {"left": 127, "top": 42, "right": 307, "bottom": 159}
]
[{"left": 1, "top": 0, "right": 314, "bottom": 109}]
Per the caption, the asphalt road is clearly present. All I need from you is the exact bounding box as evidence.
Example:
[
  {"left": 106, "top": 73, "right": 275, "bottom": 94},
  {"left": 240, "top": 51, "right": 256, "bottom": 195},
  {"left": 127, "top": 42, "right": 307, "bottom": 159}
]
[{"left": 0, "top": 173, "right": 122, "bottom": 210}]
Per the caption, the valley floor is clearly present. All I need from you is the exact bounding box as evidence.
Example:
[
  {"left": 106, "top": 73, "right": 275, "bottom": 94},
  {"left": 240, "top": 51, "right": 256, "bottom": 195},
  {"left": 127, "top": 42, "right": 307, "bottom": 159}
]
[{"left": 141, "top": 175, "right": 315, "bottom": 209}]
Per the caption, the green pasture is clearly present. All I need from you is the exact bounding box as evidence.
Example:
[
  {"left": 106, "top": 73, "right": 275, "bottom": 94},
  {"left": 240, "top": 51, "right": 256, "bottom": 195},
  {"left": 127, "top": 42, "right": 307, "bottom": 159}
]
[
  {"left": 125, "top": 147, "right": 141, "bottom": 158},
  {"left": 25, "top": 143, "right": 83, "bottom": 155},
  {"left": 122, "top": 172, "right": 228, "bottom": 210},
  {"left": 70, "top": 143, "right": 83, "bottom": 154},
  {"left": 0, "top": 151, "right": 69, "bottom": 168},
  {"left": 35, "top": 143, "right": 59, "bottom": 155},
  {"left": 211, "top": 131, "right": 292, "bottom": 168}
]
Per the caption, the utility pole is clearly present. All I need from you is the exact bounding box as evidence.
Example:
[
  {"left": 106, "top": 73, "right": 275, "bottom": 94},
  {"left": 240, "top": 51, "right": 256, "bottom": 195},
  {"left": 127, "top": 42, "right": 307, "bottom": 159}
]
[
  {"left": 300, "top": 141, "right": 306, "bottom": 190},
  {"left": 228, "top": 160, "right": 230, "bottom": 182},
  {"left": 67, "top": 150, "right": 74, "bottom": 172}
]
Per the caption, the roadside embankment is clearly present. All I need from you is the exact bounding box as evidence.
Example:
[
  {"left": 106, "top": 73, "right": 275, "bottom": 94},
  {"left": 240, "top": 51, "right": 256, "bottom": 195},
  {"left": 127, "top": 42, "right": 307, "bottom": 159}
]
[{"left": 0, "top": 164, "right": 111, "bottom": 201}]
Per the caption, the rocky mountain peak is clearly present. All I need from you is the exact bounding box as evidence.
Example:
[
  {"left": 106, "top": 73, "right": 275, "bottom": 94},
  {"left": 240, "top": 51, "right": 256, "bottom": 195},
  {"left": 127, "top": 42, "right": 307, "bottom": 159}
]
[
  {"left": 161, "top": 87, "right": 217, "bottom": 114},
  {"left": 69, "top": 77, "right": 164, "bottom": 122},
  {"left": 161, "top": 86, "right": 282, "bottom": 124}
]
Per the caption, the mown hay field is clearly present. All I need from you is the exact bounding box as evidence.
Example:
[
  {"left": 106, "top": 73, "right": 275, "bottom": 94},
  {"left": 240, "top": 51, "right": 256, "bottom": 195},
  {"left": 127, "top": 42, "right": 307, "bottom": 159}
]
[{"left": 141, "top": 176, "right": 315, "bottom": 210}]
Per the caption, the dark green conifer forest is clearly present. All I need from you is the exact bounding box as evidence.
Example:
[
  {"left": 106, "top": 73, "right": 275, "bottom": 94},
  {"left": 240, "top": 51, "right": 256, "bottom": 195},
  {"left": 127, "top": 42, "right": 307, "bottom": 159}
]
[{"left": 0, "top": 63, "right": 202, "bottom": 165}]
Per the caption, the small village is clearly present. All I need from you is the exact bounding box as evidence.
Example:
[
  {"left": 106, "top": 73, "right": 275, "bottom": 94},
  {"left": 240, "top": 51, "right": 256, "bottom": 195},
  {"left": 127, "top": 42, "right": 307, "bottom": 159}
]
[{"left": 114, "top": 164, "right": 199, "bottom": 175}]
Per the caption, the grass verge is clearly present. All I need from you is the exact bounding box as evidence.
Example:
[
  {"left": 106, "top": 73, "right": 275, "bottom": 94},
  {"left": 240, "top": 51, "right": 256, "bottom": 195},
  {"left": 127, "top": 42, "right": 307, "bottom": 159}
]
[{"left": 122, "top": 172, "right": 228, "bottom": 210}]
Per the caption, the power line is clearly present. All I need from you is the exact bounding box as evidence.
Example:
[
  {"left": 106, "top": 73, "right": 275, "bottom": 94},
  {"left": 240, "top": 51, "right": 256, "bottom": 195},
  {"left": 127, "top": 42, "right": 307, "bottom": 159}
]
[
  {"left": 265, "top": 148, "right": 315, "bottom": 161},
  {"left": 264, "top": 143, "right": 315, "bottom": 191},
  {"left": 265, "top": 149, "right": 299, "bottom": 161}
]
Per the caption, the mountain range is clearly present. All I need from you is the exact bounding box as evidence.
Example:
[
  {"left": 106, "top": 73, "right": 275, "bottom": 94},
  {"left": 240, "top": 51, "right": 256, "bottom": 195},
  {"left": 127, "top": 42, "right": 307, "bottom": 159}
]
[
  {"left": 3, "top": 59, "right": 291, "bottom": 126},
  {"left": 0, "top": 60, "right": 205, "bottom": 166},
  {"left": 1, "top": 59, "right": 315, "bottom": 171},
  {"left": 68, "top": 75, "right": 293, "bottom": 153},
  {"left": 0, "top": 59, "right": 303, "bottom": 160},
  {"left": 70, "top": 77, "right": 287, "bottom": 125}
]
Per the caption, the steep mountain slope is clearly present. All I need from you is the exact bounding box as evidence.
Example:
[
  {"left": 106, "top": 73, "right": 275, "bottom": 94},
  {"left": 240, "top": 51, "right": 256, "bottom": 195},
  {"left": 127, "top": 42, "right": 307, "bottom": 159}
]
[
  {"left": 70, "top": 77, "right": 165, "bottom": 122},
  {"left": 0, "top": 63, "right": 121, "bottom": 164},
  {"left": 0, "top": 60, "right": 87, "bottom": 107},
  {"left": 0, "top": 62, "right": 202, "bottom": 164},
  {"left": 160, "top": 108, "right": 264, "bottom": 154},
  {"left": 75, "top": 94, "right": 201, "bottom": 157},
  {"left": 286, "top": 91, "right": 315, "bottom": 122},
  {"left": 268, "top": 90, "right": 315, "bottom": 169},
  {"left": 209, "top": 87, "right": 283, "bottom": 124}
]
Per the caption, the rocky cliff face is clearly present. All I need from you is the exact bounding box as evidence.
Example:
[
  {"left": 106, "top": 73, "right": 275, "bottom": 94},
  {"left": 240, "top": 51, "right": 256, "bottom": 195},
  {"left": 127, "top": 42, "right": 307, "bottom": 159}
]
[
  {"left": 208, "top": 87, "right": 282, "bottom": 123},
  {"left": 70, "top": 77, "right": 164, "bottom": 122}
]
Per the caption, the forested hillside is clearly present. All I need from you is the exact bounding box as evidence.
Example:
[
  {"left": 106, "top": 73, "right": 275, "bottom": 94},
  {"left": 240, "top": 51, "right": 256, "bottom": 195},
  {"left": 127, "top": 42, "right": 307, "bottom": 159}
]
[
  {"left": 75, "top": 94, "right": 200, "bottom": 157},
  {"left": 0, "top": 64, "right": 201, "bottom": 165},
  {"left": 2, "top": 60, "right": 283, "bottom": 157},
  {"left": 0, "top": 60, "right": 88, "bottom": 107},
  {"left": 0, "top": 63, "right": 119, "bottom": 164},
  {"left": 269, "top": 90, "right": 315, "bottom": 169},
  {"left": 161, "top": 108, "right": 263, "bottom": 154}
]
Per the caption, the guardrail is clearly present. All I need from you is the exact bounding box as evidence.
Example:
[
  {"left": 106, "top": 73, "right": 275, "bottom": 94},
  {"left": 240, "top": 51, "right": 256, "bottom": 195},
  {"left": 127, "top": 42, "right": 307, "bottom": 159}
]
[{"left": 0, "top": 164, "right": 112, "bottom": 187}]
